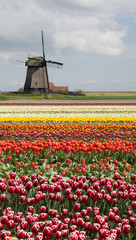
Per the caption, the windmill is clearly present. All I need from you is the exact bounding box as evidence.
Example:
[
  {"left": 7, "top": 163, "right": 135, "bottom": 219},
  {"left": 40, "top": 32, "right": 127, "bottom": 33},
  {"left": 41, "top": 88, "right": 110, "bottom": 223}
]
[{"left": 24, "top": 31, "right": 63, "bottom": 95}]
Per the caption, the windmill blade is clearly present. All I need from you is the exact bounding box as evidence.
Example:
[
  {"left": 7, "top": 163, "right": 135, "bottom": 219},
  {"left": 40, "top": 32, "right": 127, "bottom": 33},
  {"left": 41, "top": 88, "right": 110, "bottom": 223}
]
[
  {"left": 16, "top": 60, "right": 25, "bottom": 63},
  {"left": 47, "top": 62, "right": 63, "bottom": 69},
  {"left": 41, "top": 30, "right": 45, "bottom": 60},
  {"left": 47, "top": 60, "right": 63, "bottom": 69},
  {"left": 47, "top": 60, "right": 63, "bottom": 66}
]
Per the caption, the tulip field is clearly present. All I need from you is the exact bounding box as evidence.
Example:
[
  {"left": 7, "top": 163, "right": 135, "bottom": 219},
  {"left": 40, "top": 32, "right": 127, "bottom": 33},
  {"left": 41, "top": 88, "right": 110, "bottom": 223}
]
[{"left": 1, "top": 104, "right": 136, "bottom": 240}]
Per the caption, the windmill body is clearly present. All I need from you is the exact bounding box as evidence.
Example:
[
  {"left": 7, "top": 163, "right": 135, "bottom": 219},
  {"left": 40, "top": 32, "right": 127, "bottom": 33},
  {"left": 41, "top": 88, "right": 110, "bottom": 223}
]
[
  {"left": 24, "top": 31, "right": 63, "bottom": 94},
  {"left": 24, "top": 57, "right": 49, "bottom": 93}
]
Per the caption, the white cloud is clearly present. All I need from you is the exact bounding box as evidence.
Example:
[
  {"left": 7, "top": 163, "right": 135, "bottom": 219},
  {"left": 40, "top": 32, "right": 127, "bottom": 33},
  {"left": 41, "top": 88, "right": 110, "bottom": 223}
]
[
  {"left": 53, "top": 16, "right": 126, "bottom": 55},
  {"left": 0, "top": 0, "right": 135, "bottom": 63},
  {"left": 43, "top": 0, "right": 136, "bottom": 17},
  {"left": 0, "top": 52, "right": 12, "bottom": 61}
]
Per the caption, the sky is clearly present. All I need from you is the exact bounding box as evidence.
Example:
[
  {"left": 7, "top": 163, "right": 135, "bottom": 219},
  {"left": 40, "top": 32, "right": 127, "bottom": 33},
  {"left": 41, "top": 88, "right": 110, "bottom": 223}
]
[{"left": 0, "top": 0, "right": 136, "bottom": 91}]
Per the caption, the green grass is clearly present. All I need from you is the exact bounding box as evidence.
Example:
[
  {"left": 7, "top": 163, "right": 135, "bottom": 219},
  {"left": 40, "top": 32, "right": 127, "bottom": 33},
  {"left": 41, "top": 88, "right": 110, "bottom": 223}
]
[
  {"left": 1, "top": 91, "right": 136, "bottom": 101},
  {"left": 51, "top": 94, "right": 136, "bottom": 100},
  {"left": 0, "top": 95, "right": 11, "bottom": 101}
]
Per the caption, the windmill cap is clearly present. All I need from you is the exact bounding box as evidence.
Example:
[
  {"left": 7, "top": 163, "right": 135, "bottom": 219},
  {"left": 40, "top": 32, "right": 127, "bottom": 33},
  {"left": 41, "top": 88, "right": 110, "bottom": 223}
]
[{"left": 25, "top": 56, "right": 45, "bottom": 67}]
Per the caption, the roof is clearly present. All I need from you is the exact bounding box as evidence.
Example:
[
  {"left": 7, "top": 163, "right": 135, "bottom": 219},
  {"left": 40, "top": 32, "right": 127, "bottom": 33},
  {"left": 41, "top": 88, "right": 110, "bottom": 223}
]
[
  {"left": 25, "top": 56, "right": 44, "bottom": 67},
  {"left": 49, "top": 82, "right": 68, "bottom": 93}
]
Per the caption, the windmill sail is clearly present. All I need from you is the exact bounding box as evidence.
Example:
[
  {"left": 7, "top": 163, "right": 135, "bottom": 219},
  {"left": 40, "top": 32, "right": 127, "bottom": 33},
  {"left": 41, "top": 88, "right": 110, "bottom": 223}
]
[
  {"left": 41, "top": 31, "right": 50, "bottom": 93},
  {"left": 41, "top": 30, "right": 45, "bottom": 60}
]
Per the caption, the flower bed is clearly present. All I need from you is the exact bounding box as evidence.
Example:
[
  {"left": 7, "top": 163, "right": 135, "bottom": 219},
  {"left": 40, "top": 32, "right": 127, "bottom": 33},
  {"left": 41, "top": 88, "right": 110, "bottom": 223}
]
[
  {"left": 0, "top": 172, "right": 136, "bottom": 240},
  {"left": 0, "top": 105, "right": 136, "bottom": 239},
  {"left": 1, "top": 105, "right": 136, "bottom": 118}
]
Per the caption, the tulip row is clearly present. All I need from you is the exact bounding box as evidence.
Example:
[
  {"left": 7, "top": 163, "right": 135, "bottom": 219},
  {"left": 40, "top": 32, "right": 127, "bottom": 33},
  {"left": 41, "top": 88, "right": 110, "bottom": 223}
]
[
  {"left": 0, "top": 137, "right": 135, "bottom": 180},
  {"left": 0, "top": 122, "right": 136, "bottom": 142},
  {"left": 0, "top": 105, "right": 136, "bottom": 117},
  {"left": 0, "top": 172, "right": 136, "bottom": 240},
  {"left": 1, "top": 116, "right": 136, "bottom": 122}
]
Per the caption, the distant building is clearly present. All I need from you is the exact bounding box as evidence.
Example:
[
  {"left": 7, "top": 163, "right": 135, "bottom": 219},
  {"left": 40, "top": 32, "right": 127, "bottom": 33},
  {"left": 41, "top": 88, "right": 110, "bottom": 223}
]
[{"left": 49, "top": 82, "right": 68, "bottom": 93}]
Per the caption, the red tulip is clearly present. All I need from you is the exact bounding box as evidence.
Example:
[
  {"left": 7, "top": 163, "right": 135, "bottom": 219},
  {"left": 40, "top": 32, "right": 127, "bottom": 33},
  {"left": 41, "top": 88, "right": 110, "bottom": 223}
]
[
  {"left": 28, "top": 206, "right": 34, "bottom": 213},
  {"left": 76, "top": 218, "right": 85, "bottom": 227},
  {"left": 99, "top": 229, "right": 109, "bottom": 238},
  {"left": 32, "top": 224, "right": 40, "bottom": 234},
  {"left": 7, "top": 220, "right": 15, "bottom": 229},
  {"left": 40, "top": 183, "right": 48, "bottom": 191},
  {"left": 129, "top": 217, "right": 136, "bottom": 225},
  {"left": 117, "top": 191, "right": 123, "bottom": 198},
  {"left": 10, "top": 172, "right": 16, "bottom": 179},
  {"left": 40, "top": 213, "right": 48, "bottom": 221},
  {"left": 35, "top": 193, "right": 42, "bottom": 202},
  {"left": 92, "top": 223, "right": 101, "bottom": 232},
  {"left": 64, "top": 218, "right": 70, "bottom": 225},
  {"left": 20, "top": 188, "right": 26, "bottom": 195},
  {"left": 93, "top": 207, "right": 100, "bottom": 217},
  {"left": 0, "top": 194, "right": 6, "bottom": 201},
  {"left": 40, "top": 206, "right": 46, "bottom": 213},
  {"left": 49, "top": 193, "right": 55, "bottom": 200},
  {"left": 32, "top": 179, "right": 38, "bottom": 187},
  {"left": 20, "top": 220, "right": 28, "bottom": 230},
  {"left": 122, "top": 224, "right": 130, "bottom": 234},
  {"left": 20, "top": 195, "right": 26, "bottom": 203},
  {"left": 61, "top": 229, "right": 68, "bottom": 237},
  {"left": 62, "top": 209, "right": 68, "bottom": 216},
  {"left": 114, "top": 215, "right": 120, "bottom": 223},
  {"left": 132, "top": 201, "right": 136, "bottom": 209},
  {"left": 87, "top": 207, "right": 92, "bottom": 214},
  {"left": 56, "top": 231, "right": 62, "bottom": 238},
  {"left": 70, "top": 231, "right": 78, "bottom": 240},
  {"left": 104, "top": 194, "right": 112, "bottom": 203},
  {"left": 90, "top": 176, "right": 97, "bottom": 183},
  {"left": 1, "top": 216, "right": 8, "bottom": 224},
  {"left": 8, "top": 186, "right": 15, "bottom": 193},
  {"left": 0, "top": 223, "right": 4, "bottom": 230},
  {"left": 78, "top": 233, "right": 86, "bottom": 240},
  {"left": 112, "top": 207, "right": 118, "bottom": 214},
  {"left": 74, "top": 212, "right": 81, "bottom": 219},
  {"left": 52, "top": 224, "right": 58, "bottom": 232},
  {"left": 55, "top": 192, "right": 61, "bottom": 201},
  {"left": 127, "top": 210, "right": 133, "bottom": 216},
  {"left": 108, "top": 212, "right": 115, "bottom": 221},
  {"left": 116, "top": 227, "right": 121, "bottom": 235},
  {"left": 76, "top": 189, "right": 82, "bottom": 196},
  {"left": 73, "top": 195, "right": 78, "bottom": 201},
  {"left": 26, "top": 215, "right": 32, "bottom": 224},
  {"left": 70, "top": 225, "right": 78, "bottom": 232},
  {"left": 74, "top": 203, "right": 80, "bottom": 211},
  {"left": 25, "top": 181, "right": 33, "bottom": 190},
  {"left": 26, "top": 232, "right": 33, "bottom": 238},
  {"left": 43, "top": 226, "right": 53, "bottom": 236},
  {"left": 85, "top": 222, "right": 92, "bottom": 230},
  {"left": 16, "top": 229, "right": 26, "bottom": 239},
  {"left": 48, "top": 185, "right": 55, "bottom": 193}
]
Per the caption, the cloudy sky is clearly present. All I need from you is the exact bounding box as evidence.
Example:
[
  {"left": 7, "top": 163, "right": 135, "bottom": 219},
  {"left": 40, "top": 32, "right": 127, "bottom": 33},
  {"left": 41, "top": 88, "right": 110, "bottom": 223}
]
[{"left": 0, "top": 0, "right": 136, "bottom": 91}]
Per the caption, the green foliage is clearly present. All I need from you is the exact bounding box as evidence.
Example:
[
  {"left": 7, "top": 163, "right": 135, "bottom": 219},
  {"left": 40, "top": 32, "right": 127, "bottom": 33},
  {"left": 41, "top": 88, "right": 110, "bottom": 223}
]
[
  {"left": 0, "top": 95, "right": 10, "bottom": 101},
  {"left": 1, "top": 91, "right": 136, "bottom": 101}
]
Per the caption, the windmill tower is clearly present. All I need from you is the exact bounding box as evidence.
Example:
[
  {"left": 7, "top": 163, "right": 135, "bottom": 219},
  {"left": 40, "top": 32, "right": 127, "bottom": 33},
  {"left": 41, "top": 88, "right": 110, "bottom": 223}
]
[{"left": 24, "top": 31, "right": 63, "bottom": 95}]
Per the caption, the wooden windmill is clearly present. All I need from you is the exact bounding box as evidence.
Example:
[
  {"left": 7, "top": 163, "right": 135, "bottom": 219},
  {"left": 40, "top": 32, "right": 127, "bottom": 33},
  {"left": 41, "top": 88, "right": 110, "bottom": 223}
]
[{"left": 24, "top": 31, "right": 63, "bottom": 94}]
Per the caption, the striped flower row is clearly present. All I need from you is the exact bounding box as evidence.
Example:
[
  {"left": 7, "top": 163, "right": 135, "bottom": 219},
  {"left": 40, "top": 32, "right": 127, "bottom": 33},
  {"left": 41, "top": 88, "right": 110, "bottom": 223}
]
[{"left": 0, "top": 105, "right": 136, "bottom": 118}]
